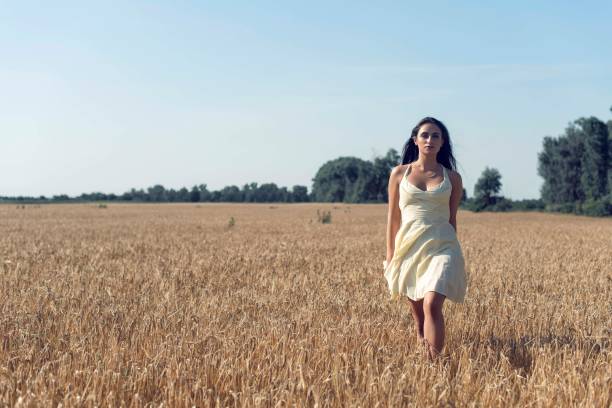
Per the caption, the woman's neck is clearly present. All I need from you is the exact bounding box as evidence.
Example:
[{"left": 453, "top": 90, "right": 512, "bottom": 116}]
[{"left": 413, "top": 156, "right": 439, "bottom": 171}]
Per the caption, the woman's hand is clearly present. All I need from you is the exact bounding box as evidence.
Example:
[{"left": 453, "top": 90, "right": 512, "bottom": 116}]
[{"left": 385, "top": 251, "right": 394, "bottom": 268}]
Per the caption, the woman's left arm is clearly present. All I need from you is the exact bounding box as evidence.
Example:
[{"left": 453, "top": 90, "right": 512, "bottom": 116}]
[{"left": 448, "top": 171, "right": 463, "bottom": 232}]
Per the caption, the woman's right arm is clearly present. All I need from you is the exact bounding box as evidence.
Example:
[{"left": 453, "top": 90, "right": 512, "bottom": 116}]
[{"left": 386, "top": 166, "right": 402, "bottom": 264}]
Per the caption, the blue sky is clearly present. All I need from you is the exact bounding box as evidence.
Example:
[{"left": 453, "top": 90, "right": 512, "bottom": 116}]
[{"left": 2, "top": 1, "right": 611, "bottom": 199}]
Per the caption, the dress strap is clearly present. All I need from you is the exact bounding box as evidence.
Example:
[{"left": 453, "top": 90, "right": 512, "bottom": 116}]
[{"left": 402, "top": 163, "right": 411, "bottom": 179}]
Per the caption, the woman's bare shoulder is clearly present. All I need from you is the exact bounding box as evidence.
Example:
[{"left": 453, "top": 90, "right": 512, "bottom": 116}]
[
  {"left": 447, "top": 168, "right": 463, "bottom": 185},
  {"left": 390, "top": 164, "right": 409, "bottom": 180}
]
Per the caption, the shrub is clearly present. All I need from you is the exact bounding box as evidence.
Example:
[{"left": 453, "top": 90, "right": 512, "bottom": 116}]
[
  {"left": 317, "top": 209, "right": 332, "bottom": 224},
  {"left": 511, "top": 199, "right": 545, "bottom": 211},
  {"left": 488, "top": 197, "right": 513, "bottom": 212},
  {"left": 581, "top": 196, "right": 612, "bottom": 217},
  {"left": 546, "top": 203, "right": 577, "bottom": 214}
]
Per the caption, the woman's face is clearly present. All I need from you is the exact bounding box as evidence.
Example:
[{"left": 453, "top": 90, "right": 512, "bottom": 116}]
[{"left": 413, "top": 123, "right": 444, "bottom": 156}]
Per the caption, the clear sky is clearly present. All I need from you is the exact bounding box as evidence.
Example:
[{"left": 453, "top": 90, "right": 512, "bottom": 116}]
[{"left": 2, "top": 1, "right": 611, "bottom": 199}]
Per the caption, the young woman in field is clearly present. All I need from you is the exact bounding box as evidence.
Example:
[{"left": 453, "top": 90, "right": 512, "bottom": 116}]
[{"left": 383, "top": 116, "right": 467, "bottom": 360}]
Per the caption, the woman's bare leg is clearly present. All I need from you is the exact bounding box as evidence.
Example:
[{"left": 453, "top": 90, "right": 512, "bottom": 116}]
[
  {"left": 423, "top": 291, "right": 446, "bottom": 359},
  {"left": 406, "top": 298, "right": 425, "bottom": 340}
]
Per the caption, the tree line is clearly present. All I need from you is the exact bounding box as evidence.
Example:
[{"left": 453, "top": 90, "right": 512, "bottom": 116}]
[
  {"left": 2, "top": 106, "right": 610, "bottom": 216},
  {"left": 310, "top": 151, "right": 547, "bottom": 213},
  {"left": 1, "top": 183, "right": 311, "bottom": 204},
  {"left": 462, "top": 106, "right": 611, "bottom": 216}
]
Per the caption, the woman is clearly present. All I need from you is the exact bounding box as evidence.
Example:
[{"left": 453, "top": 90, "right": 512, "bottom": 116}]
[{"left": 383, "top": 116, "right": 468, "bottom": 360}]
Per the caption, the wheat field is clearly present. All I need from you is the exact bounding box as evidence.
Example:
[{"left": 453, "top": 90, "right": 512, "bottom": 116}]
[{"left": 0, "top": 203, "right": 610, "bottom": 407}]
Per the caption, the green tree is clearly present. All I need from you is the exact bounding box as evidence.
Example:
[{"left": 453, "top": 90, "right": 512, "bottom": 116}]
[
  {"left": 255, "top": 183, "right": 282, "bottom": 202},
  {"left": 576, "top": 117, "right": 609, "bottom": 200},
  {"left": 372, "top": 149, "right": 400, "bottom": 202},
  {"left": 166, "top": 188, "right": 178, "bottom": 202},
  {"left": 189, "top": 185, "right": 200, "bottom": 202},
  {"left": 219, "top": 185, "right": 243, "bottom": 202},
  {"left": 241, "top": 182, "right": 258, "bottom": 202},
  {"left": 291, "top": 185, "right": 309, "bottom": 202},
  {"left": 311, "top": 157, "right": 378, "bottom": 202},
  {"left": 474, "top": 167, "right": 502, "bottom": 207},
  {"left": 538, "top": 136, "right": 559, "bottom": 205},
  {"left": 177, "top": 187, "right": 190, "bottom": 202},
  {"left": 607, "top": 110, "right": 612, "bottom": 196},
  {"left": 198, "top": 184, "right": 211, "bottom": 202},
  {"left": 130, "top": 188, "right": 147, "bottom": 201},
  {"left": 52, "top": 194, "right": 70, "bottom": 202},
  {"left": 279, "top": 186, "right": 290, "bottom": 202},
  {"left": 538, "top": 123, "right": 585, "bottom": 206},
  {"left": 147, "top": 185, "right": 167, "bottom": 202}
]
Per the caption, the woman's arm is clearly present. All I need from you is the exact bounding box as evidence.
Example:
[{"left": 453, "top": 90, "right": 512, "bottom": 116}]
[
  {"left": 386, "top": 166, "right": 402, "bottom": 263},
  {"left": 448, "top": 170, "right": 463, "bottom": 231}
]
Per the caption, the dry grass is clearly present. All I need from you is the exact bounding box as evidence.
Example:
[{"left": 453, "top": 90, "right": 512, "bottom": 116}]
[{"left": 0, "top": 203, "right": 610, "bottom": 407}]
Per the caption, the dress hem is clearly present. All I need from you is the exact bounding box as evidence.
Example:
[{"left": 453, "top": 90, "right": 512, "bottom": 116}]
[{"left": 389, "top": 289, "right": 465, "bottom": 304}]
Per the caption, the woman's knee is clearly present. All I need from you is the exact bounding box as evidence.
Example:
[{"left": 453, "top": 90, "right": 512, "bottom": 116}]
[
  {"left": 423, "top": 292, "right": 445, "bottom": 317},
  {"left": 407, "top": 298, "right": 424, "bottom": 316}
]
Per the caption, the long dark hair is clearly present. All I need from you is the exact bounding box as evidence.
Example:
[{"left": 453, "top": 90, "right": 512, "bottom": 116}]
[{"left": 400, "top": 116, "right": 457, "bottom": 171}]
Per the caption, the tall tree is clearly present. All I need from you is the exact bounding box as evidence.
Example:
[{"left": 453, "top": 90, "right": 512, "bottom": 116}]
[
  {"left": 372, "top": 149, "right": 400, "bottom": 202},
  {"left": 242, "top": 182, "right": 258, "bottom": 202},
  {"left": 576, "top": 117, "right": 609, "bottom": 200},
  {"left": 279, "top": 186, "right": 290, "bottom": 202},
  {"left": 559, "top": 126, "right": 586, "bottom": 203},
  {"left": 607, "top": 109, "right": 612, "bottom": 196},
  {"left": 198, "top": 184, "right": 211, "bottom": 202},
  {"left": 474, "top": 167, "right": 502, "bottom": 206},
  {"left": 166, "top": 188, "right": 178, "bottom": 202},
  {"left": 189, "top": 185, "right": 200, "bottom": 202},
  {"left": 538, "top": 136, "right": 563, "bottom": 205},
  {"left": 538, "top": 123, "right": 585, "bottom": 205},
  {"left": 177, "top": 187, "right": 190, "bottom": 202},
  {"left": 147, "top": 185, "right": 167, "bottom": 202},
  {"left": 291, "top": 185, "right": 309, "bottom": 202},
  {"left": 254, "top": 183, "right": 282, "bottom": 202},
  {"left": 219, "top": 185, "right": 243, "bottom": 202}
]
